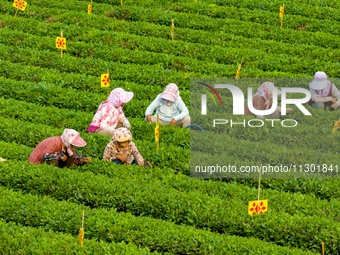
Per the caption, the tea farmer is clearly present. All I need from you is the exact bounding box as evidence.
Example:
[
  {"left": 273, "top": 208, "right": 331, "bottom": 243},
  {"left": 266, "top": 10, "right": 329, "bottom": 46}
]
[
  {"left": 87, "top": 88, "right": 134, "bottom": 137},
  {"left": 244, "top": 81, "right": 293, "bottom": 119},
  {"left": 308, "top": 71, "right": 340, "bottom": 110},
  {"left": 145, "top": 83, "right": 191, "bottom": 127},
  {"left": 103, "top": 127, "right": 151, "bottom": 167},
  {"left": 28, "top": 129, "right": 91, "bottom": 168}
]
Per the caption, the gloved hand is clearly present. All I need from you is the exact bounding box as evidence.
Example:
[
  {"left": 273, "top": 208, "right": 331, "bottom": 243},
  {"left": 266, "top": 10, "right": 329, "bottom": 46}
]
[
  {"left": 123, "top": 118, "right": 131, "bottom": 129},
  {"left": 116, "top": 154, "right": 127, "bottom": 163},
  {"left": 286, "top": 108, "right": 294, "bottom": 113},
  {"left": 170, "top": 118, "right": 176, "bottom": 126},
  {"left": 81, "top": 157, "right": 92, "bottom": 164},
  {"left": 331, "top": 103, "right": 339, "bottom": 109},
  {"left": 61, "top": 154, "right": 68, "bottom": 161}
]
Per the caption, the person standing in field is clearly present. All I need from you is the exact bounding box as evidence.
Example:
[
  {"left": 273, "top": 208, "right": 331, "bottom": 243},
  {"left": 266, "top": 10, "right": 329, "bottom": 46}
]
[
  {"left": 87, "top": 88, "right": 134, "bottom": 137},
  {"left": 244, "top": 81, "right": 293, "bottom": 119},
  {"left": 308, "top": 71, "right": 340, "bottom": 110},
  {"left": 28, "top": 129, "right": 91, "bottom": 168},
  {"left": 145, "top": 83, "right": 191, "bottom": 127}
]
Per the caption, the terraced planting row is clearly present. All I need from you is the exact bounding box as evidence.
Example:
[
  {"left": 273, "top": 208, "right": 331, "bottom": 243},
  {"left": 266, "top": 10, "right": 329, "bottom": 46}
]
[
  {"left": 0, "top": 187, "right": 317, "bottom": 255},
  {"left": 2, "top": 140, "right": 340, "bottom": 220},
  {"left": 2, "top": 0, "right": 340, "bottom": 254},
  {"left": 0, "top": 161, "right": 339, "bottom": 253}
]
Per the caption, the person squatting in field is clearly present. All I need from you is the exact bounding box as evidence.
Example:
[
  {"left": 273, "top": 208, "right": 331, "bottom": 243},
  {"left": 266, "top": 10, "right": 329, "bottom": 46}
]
[
  {"left": 244, "top": 81, "right": 294, "bottom": 119},
  {"left": 308, "top": 71, "right": 340, "bottom": 110},
  {"left": 145, "top": 83, "right": 191, "bottom": 127},
  {"left": 103, "top": 127, "right": 152, "bottom": 167},
  {"left": 87, "top": 88, "right": 134, "bottom": 137},
  {"left": 28, "top": 129, "right": 91, "bottom": 168}
]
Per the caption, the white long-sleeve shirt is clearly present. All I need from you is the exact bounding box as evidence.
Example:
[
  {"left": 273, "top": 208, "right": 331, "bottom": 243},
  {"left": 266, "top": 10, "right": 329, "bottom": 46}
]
[
  {"left": 145, "top": 94, "right": 189, "bottom": 124},
  {"left": 310, "top": 83, "right": 340, "bottom": 105}
]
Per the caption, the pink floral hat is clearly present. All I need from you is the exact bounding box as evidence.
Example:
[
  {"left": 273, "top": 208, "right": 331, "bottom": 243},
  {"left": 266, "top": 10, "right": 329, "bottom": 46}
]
[
  {"left": 61, "top": 129, "right": 87, "bottom": 156},
  {"left": 161, "top": 83, "right": 179, "bottom": 102}
]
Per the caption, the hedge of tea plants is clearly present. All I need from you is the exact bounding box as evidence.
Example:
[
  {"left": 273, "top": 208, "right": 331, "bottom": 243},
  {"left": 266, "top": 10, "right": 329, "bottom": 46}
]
[{"left": 0, "top": 0, "right": 340, "bottom": 253}]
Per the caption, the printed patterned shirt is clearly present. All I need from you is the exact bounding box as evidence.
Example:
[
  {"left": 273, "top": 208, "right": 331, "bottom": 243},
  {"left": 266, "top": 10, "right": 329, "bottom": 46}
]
[
  {"left": 103, "top": 141, "right": 144, "bottom": 166},
  {"left": 90, "top": 103, "right": 125, "bottom": 130}
]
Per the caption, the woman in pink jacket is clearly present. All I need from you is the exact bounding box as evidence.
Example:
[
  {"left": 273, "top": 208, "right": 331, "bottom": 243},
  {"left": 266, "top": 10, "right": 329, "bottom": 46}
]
[{"left": 87, "top": 88, "right": 134, "bottom": 137}]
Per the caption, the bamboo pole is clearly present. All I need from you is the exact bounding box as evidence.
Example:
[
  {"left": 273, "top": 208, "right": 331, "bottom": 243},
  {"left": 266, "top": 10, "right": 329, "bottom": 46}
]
[
  {"left": 14, "top": 0, "right": 23, "bottom": 18},
  {"left": 257, "top": 168, "right": 262, "bottom": 214}
]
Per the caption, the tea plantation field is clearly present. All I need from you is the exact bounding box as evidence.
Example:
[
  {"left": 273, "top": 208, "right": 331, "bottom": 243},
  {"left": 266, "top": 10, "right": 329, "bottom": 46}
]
[{"left": 1, "top": 0, "right": 340, "bottom": 254}]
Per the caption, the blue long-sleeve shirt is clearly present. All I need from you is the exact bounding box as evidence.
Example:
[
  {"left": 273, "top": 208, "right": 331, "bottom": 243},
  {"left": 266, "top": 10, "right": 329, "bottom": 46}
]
[{"left": 145, "top": 94, "right": 189, "bottom": 124}]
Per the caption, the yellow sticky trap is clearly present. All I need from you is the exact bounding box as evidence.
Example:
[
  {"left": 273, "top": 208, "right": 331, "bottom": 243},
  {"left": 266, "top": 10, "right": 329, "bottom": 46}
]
[
  {"left": 155, "top": 115, "right": 160, "bottom": 150},
  {"left": 20, "top": 1, "right": 27, "bottom": 11},
  {"left": 280, "top": 6, "right": 284, "bottom": 19},
  {"left": 13, "top": 0, "right": 27, "bottom": 11},
  {"left": 101, "top": 74, "right": 110, "bottom": 87},
  {"left": 332, "top": 120, "right": 340, "bottom": 134},
  {"left": 88, "top": 4, "right": 92, "bottom": 14},
  {"left": 248, "top": 200, "right": 268, "bottom": 216},
  {"left": 155, "top": 125, "right": 159, "bottom": 144},
  {"left": 170, "top": 19, "right": 174, "bottom": 38},
  {"left": 56, "top": 37, "right": 66, "bottom": 50},
  {"left": 79, "top": 227, "right": 84, "bottom": 246},
  {"left": 235, "top": 63, "right": 241, "bottom": 79}
]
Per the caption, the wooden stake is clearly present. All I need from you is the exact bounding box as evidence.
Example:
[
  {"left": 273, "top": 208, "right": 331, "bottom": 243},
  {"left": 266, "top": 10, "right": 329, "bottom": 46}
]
[
  {"left": 240, "top": 58, "right": 244, "bottom": 68},
  {"left": 78, "top": 210, "right": 85, "bottom": 246},
  {"left": 235, "top": 57, "right": 243, "bottom": 84},
  {"left": 257, "top": 167, "right": 262, "bottom": 211},
  {"left": 171, "top": 19, "right": 174, "bottom": 42},
  {"left": 321, "top": 242, "right": 324, "bottom": 255},
  {"left": 82, "top": 210, "right": 85, "bottom": 230},
  {"left": 14, "top": 0, "right": 23, "bottom": 18},
  {"left": 280, "top": 3, "right": 284, "bottom": 30}
]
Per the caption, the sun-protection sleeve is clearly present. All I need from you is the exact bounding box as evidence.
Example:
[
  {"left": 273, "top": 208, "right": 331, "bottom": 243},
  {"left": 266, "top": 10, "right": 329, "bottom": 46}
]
[
  {"left": 331, "top": 84, "right": 340, "bottom": 105},
  {"left": 122, "top": 118, "right": 131, "bottom": 130},
  {"left": 145, "top": 95, "right": 162, "bottom": 117},
  {"left": 172, "top": 96, "right": 189, "bottom": 121},
  {"left": 313, "top": 96, "right": 333, "bottom": 103}
]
